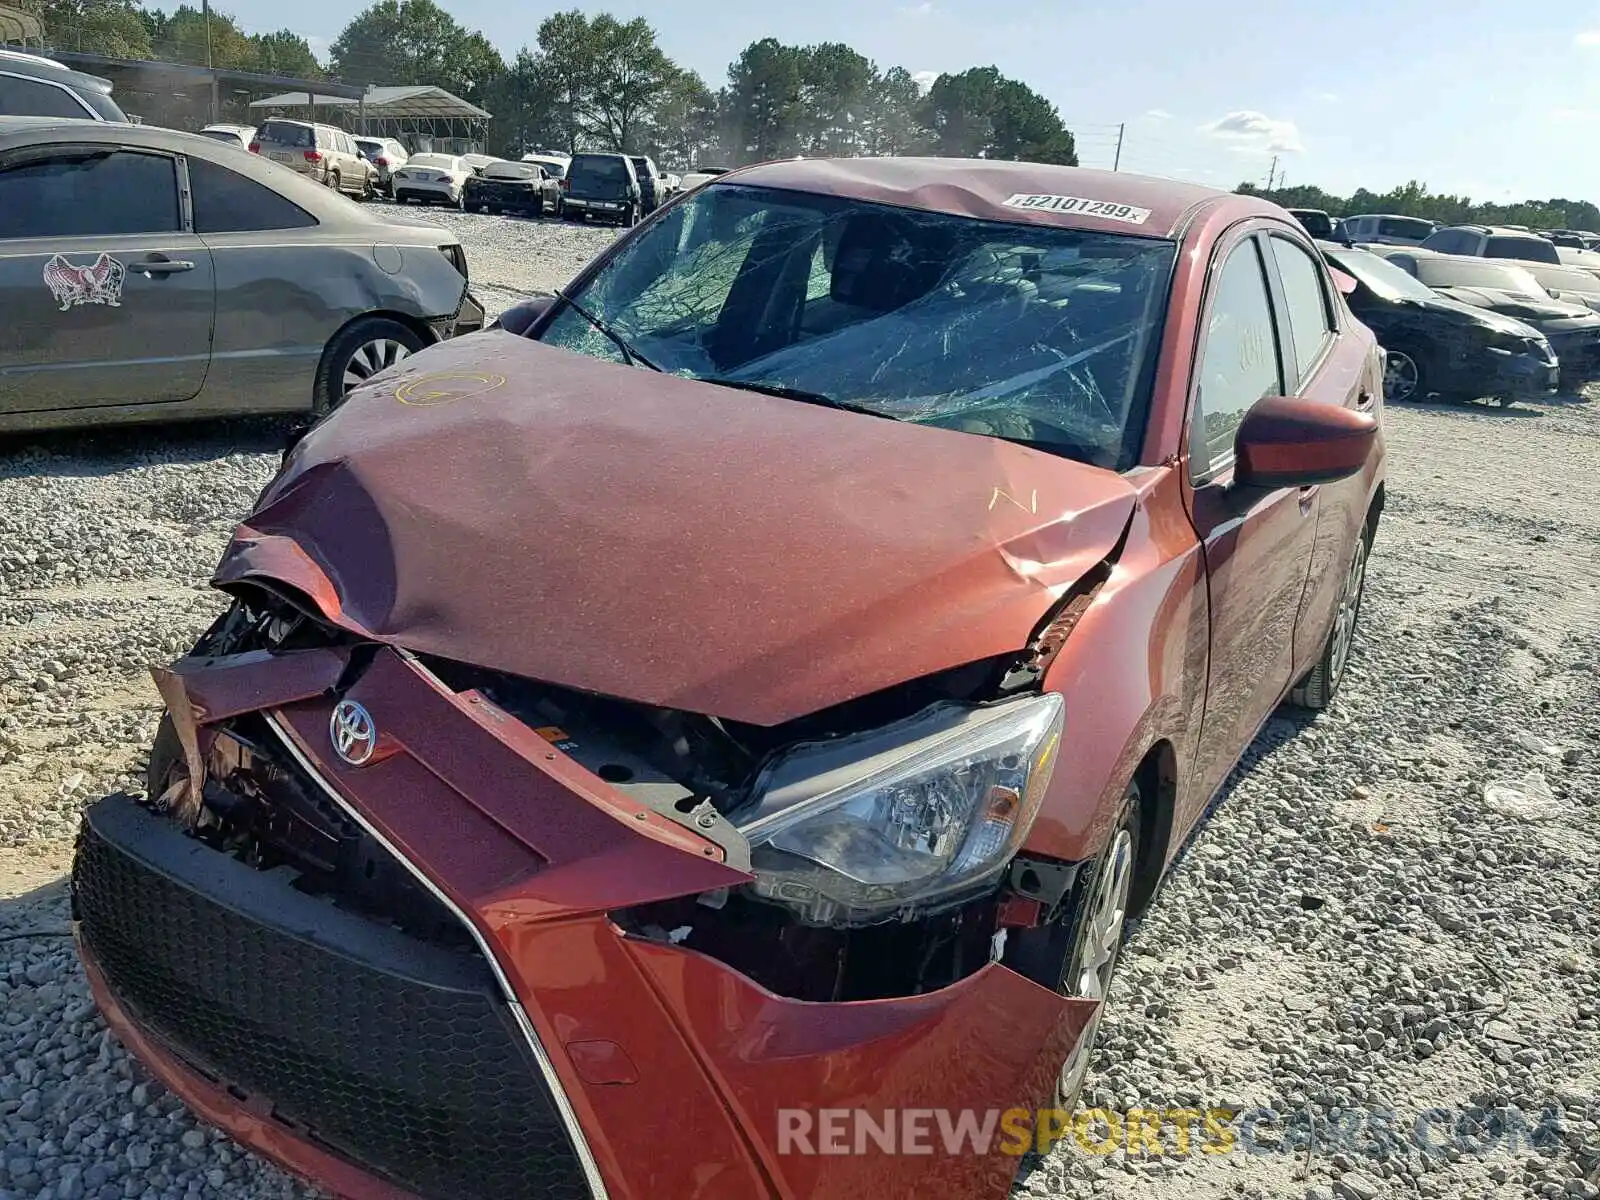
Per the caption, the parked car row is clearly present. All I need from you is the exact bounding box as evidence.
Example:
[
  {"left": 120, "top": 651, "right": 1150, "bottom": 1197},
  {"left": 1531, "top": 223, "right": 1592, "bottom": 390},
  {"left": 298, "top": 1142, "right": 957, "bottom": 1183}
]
[{"left": 1318, "top": 239, "right": 1600, "bottom": 403}]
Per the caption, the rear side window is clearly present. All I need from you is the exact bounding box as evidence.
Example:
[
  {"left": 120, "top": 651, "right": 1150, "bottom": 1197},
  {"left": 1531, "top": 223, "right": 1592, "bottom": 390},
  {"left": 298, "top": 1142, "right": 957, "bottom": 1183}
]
[
  {"left": 188, "top": 157, "right": 315, "bottom": 234},
  {"left": 0, "top": 149, "right": 179, "bottom": 239},
  {"left": 1268, "top": 236, "right": 1335, "bottom": 384},
  {"left": 260, "top": 122, "right": 313, "bottom": 148},
  {"left": 1191, "top": 239, "right": 1284, "bottom": 479},
  {"left": 0, "top": 73, "right": 92, "bottom": 119},
  {"left": 1379, "top": 217, "right": 1431, "bottom": 241},
  {"left": 1486, "top": 236, "right": 1559, "bottom": 264}
]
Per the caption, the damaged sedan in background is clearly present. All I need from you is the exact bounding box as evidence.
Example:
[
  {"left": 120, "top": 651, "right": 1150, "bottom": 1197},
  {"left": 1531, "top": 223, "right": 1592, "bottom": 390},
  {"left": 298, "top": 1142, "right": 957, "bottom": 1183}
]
[{"left": 71, "top": 160, "right": 1385, "bottom": 1199}]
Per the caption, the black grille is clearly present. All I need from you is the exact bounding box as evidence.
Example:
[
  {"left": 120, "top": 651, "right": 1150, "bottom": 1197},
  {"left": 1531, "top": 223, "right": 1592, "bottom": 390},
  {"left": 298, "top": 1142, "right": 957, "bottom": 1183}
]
[{"left": 73, "top": 794, "right": 591, "bottom": 1200}]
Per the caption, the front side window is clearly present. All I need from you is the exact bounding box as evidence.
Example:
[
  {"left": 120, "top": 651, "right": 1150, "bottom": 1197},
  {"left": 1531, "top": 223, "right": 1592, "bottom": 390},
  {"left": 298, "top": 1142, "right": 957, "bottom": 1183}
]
[
  {"left": 1268, "top": 236, "right": 1335, "bottom": 385},
  {"left": 0, "top": 73, "right": 93, "bottom": 119},
  {"left": 1190, "top": 239, "right": 1283, "bottom": 479},
  {"left": 0, "top": 149, "right": 179, "bottom": 239},
  {"left": 536, "top": 184, "right": 1177, "bottom": 470}
]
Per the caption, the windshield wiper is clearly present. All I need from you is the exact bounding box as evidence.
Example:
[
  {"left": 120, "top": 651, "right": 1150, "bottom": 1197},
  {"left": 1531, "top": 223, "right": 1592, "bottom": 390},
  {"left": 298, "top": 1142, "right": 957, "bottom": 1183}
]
[
  {"left": 698, "top": 377, "right": 893, "bottom": 419},
  {"left": 552, "top": 288, "right": 662, "bottom": 372}
]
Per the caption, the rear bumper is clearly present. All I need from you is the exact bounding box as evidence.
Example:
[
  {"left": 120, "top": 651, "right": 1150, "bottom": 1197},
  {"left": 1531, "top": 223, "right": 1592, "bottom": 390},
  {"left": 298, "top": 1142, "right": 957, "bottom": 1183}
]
[
  {"left": 73, "top": 647, "right": 1095, "bottom": 1199},
  {"left": 393, "top": 182, "right": 457, "bottom": 203}
]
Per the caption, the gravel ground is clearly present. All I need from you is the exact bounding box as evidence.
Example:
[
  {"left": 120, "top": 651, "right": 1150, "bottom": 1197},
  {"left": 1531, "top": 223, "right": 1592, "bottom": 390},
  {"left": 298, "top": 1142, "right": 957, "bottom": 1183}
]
[{"left": 1, "top": 210, "right": 1597, "bottom": 1200}]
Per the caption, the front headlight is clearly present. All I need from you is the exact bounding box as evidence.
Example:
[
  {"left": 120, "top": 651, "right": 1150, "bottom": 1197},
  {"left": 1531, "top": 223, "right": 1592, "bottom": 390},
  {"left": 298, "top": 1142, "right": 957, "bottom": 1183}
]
[
  {"left": 1482, "top": 328, "right": 1538, "bottom": 354},
  {"left": 736, "top": 694, "right": 1064, "bottom": 927}
]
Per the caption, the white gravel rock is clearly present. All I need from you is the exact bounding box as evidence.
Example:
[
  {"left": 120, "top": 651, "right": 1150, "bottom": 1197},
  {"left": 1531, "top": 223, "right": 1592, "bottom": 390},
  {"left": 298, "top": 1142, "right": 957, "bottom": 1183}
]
[{"left": 3, "top": 214, "right": 1597, "bottom": 1199}]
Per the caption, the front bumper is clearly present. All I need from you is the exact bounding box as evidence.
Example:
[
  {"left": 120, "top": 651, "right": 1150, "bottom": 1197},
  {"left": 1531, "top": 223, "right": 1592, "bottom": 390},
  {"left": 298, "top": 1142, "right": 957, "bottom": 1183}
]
[{"left": 73, "top": 647, "right": 1094, "bottom": 1199}]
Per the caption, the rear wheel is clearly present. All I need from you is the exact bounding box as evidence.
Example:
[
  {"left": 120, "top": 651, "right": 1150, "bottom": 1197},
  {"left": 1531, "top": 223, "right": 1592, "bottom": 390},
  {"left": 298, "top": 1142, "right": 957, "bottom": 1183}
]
[
  {"left": 1054, "top": 783, "right": 1142, "bottom": 1112},
  {"left": 313, "top": 316, "right": 426, "bottom": 413},
  {"left": 328, "top": 169, "right": 341, "bottom": 194}
]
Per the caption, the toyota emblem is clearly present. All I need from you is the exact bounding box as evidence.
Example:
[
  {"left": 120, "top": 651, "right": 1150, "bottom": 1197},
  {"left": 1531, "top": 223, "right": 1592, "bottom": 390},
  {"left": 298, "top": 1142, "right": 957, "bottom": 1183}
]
[{"left": 329, "top": 700, "right": 376, "bottom": 767}]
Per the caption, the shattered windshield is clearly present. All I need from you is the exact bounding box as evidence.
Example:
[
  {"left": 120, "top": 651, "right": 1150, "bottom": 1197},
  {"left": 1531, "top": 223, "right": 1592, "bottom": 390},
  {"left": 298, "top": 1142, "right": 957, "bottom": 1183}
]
[{"left": 537, "top": 184, "right": 1177, "bottom": 470}]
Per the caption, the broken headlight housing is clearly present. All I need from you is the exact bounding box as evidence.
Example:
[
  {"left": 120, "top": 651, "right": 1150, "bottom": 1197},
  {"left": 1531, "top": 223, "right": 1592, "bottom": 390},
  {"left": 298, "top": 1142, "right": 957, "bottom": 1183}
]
[{"left": 736, "top": 694, "right": 1064, "bottom": 927}]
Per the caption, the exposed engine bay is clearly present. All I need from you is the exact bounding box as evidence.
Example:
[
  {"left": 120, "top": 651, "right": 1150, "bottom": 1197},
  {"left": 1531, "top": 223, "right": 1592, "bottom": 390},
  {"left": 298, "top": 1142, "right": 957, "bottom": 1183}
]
[{"left": 147, "top": 585, "right": 1091, "bottom": 1004}]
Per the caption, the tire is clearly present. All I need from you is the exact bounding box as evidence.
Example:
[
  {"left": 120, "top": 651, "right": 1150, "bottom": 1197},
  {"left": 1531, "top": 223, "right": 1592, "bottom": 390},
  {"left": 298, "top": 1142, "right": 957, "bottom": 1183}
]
[
  {"left": 313, "top": 316, "right": 427, "bottom": 414},
  {"left": 1382, "top": 347, "right": 1426, "bottom": 401},
  {"left": 623, "top": 204, "right": 639, "bottom": 227},
  {"left": 328, "top": 170, "right": 341, "bottom": 194},
  {"left": 1053, "top": 782, "right": 1142, "bottom": 1113},
  {"left": 454, "top": 190, "right": 466, "bottom": 211},
  {"left": 1289, "top": 522, "right": 1373, "bottom": 709}
]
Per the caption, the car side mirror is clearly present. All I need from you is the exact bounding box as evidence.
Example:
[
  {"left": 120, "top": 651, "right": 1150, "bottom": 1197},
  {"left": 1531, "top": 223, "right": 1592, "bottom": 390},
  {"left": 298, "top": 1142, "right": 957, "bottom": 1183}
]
[
  {"left": 1233, "top": 395, "right": 1377, "bottom": 490},
  {"left": 489, "top": 293, "right": 555, "bottom": 337}
]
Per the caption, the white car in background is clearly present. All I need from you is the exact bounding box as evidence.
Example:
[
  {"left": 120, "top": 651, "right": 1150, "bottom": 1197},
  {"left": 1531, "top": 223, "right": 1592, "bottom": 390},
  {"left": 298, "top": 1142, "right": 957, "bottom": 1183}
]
[
  {"left": 462, "top": 152, "right": 498, "bottom": 176},
  {"left": 391, "top": 153, "right": 471, "bottom": 208},
  {"left": 197, "top": 123, "right": 254, "bottom": 149},
  {"left": 354, "top": 136, "right": 408, "bottom": 195},
  {"left": 677, "top": 166, "right": 729, "bottom": 192}
]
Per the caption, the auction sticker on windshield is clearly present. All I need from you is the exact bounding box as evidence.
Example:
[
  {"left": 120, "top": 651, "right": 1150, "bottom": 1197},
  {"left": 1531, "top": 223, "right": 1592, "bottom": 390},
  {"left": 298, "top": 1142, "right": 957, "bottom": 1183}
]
[{"left": 1002, "top": 194, "right": 1153, "bottom": 225}]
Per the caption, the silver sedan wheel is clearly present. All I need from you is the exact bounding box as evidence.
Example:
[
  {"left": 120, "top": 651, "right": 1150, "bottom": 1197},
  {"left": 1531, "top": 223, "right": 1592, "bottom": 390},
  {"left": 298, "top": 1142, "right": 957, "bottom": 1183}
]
[
  {"left": 1384, "top": 350, "right": 1419, "bottom": 401},
  {"left": 1328, "top": 534, "right": 1369, "bottom": 687},
  {"left": 341, "top": 338, "right": 412, "bottom": 393},
  {"left": 1057, "top": 826, "right": 1135, "bottom": 1106}
]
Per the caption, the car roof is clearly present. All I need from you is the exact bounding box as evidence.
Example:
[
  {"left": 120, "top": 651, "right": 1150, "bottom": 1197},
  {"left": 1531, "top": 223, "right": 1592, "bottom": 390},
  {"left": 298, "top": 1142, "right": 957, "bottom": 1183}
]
[
  {"left": 713, "top": 157, "right": 1242, "bottom": 239},
  {"left": 0, "top": 50, "right": 115, "bottom": 94}
]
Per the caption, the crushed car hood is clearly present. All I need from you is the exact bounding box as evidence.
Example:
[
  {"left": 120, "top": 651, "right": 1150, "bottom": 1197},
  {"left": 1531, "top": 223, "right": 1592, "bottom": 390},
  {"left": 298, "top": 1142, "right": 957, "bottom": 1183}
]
[{"left": 214, "top": 333, "right": 1137, "bottom": 726}]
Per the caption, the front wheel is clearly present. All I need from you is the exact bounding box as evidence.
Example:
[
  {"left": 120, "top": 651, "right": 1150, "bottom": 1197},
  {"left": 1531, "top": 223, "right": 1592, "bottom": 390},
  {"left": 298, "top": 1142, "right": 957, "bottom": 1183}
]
[
  {"left": 1289, "top": 524, "right": 1372, "bottom": 709},
  {"left": 313, "top": 316, "right": 426, "bottom": 414},
  {"left": 1054, "top": 783, "right": 1142, "bottom": 1113},
  {"left": 1383, "top": 347, "right": 1426, "bottom": 401}
]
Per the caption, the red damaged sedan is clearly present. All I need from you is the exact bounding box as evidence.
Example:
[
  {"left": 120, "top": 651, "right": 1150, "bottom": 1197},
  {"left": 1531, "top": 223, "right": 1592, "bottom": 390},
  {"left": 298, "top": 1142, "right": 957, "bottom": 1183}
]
[{"left": 71, "top": 159, "right": 1385, "bottom": 1199}]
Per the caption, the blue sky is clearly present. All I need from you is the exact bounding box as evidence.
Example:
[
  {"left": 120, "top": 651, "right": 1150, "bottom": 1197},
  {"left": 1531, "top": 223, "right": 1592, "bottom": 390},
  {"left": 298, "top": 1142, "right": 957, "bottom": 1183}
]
[{"left": 220, "top": 0, "right": 1600, "bottom": 202}]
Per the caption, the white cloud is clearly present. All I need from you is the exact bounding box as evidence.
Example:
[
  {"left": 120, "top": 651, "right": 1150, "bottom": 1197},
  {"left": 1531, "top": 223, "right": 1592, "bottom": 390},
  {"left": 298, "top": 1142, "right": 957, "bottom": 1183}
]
[
  {"left": 898, "top": 0, "right": 934, "bottom": 13},
  {"left": 911, "top": 69, "right": 939, "bottom": 92},
  {"left": 1202, "top": 109, "right": 1304, "bottom": 153},
  {"left": 305, "top": 35, "right": 331, "bottom": 65},
  {"left": 1144, "top": 108, "right": 1172, "bottom": 120},
  {"left": 1315, "top": 91, "right": 1339, "bottom": 102},
  {"left": 1576, "top": 28, "right": 1600, "bottom": 45},
  {"left": 1553, "top": 106, "right": 1600, "bottom": 121}
]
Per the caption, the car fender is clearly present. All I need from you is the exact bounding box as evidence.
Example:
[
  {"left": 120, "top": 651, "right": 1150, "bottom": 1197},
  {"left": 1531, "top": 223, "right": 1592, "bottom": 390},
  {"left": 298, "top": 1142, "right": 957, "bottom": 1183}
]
[{"left": 1024, "top": 470, "right": 1208, "bottom": 869}]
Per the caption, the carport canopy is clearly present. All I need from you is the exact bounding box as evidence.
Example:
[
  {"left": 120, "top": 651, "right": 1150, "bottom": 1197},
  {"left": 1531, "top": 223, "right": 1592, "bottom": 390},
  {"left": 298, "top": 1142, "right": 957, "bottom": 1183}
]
[
  {"left": 0, "top": 4, "right": 44, "bottom": 44},
  {"left": 250, "top": 85, "right": 490, "bottom": 122}
]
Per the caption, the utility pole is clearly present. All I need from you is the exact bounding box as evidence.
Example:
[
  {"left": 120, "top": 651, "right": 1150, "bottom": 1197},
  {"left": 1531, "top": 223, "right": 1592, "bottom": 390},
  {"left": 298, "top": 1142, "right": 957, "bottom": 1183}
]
[
  {"left": 1112, "top": 122, "right": 1125, "bottom": 171},
  {"left": 1266, "top": 154, "right": 1278, "bottom": 190},
  {"left": 201, "top": 0, "right": 217, "bottom": 123}
]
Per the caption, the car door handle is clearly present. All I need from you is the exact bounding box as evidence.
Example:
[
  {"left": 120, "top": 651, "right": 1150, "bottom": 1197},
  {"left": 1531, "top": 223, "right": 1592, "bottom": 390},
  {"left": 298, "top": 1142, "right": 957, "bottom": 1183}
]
[
  {"left": 135, "top": 258, "right": 195, "bottom": 276},
  {"left": 1299, "top": 485, "right": 1319, "bottom": 513},
  {"left": 1355, "top": 390, "right": 1376, "bottom": 411}
]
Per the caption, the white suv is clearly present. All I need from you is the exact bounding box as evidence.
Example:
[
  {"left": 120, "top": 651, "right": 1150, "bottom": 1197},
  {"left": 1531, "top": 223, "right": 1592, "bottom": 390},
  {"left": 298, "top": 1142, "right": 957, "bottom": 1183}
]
[{"left": 250, "top": 119, "right": 375, "bottom": 200}]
